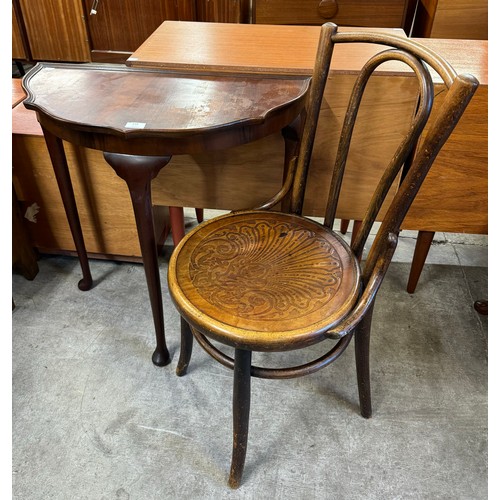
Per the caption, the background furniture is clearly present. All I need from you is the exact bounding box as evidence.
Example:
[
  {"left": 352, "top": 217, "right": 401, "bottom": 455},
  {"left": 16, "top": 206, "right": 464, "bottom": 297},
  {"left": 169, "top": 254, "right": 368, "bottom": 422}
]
[
  {"left": 12, "top": 0, "right": 418, "bottom": 65},
  {"left": 12, "top": 0, "right": 253, "bottom": 64},
  {"left": 12, "top": 2, "right": 29, "bottom": 67},
  {"left": 254, "top": 0, "right": 417, "bottom": 33},
  {"left": 12, "top": 22, "right": 487, "bottom": 294},
  {"left": 412, "top": 0, "right": 488, "bottom": 40},
  {"left": 343, "top": 36, "right": 488, "bottom": 292},
  {"left": 15, "top": 0, "right": 91, "bottom": 62},
  {"left": 82, "top": 0, "right": 252, "bottom": 62}
]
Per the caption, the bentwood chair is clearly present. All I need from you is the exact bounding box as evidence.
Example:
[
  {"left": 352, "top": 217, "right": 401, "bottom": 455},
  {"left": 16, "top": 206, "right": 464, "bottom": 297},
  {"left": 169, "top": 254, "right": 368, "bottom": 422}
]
[{"left": 167, "top": 23, "right": 478, "bottom": 488}]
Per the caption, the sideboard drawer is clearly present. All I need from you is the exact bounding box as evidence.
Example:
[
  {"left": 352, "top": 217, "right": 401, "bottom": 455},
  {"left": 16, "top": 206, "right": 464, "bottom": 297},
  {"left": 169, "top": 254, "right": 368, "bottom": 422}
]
[{"left": 255, "top": 0, "right": 413, "bottom": 28}]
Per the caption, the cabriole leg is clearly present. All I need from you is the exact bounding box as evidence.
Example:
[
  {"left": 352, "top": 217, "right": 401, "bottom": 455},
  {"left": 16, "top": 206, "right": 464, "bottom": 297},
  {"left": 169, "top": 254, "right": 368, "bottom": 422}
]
[
  {"left": 103, "top": 152, "right": 171, "bottom": 367},
  {"left": 42, "top": 129, "right": 93, "bottom": 291}
]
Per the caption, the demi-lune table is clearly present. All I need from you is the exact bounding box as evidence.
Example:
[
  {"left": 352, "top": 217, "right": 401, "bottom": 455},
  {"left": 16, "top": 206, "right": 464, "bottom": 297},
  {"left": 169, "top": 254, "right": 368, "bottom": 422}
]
[{"left": 22, "top": 62, "right": 310, "bottom": 366}]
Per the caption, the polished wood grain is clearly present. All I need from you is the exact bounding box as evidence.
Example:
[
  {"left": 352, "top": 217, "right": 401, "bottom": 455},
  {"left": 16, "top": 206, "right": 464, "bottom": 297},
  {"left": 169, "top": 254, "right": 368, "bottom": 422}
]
[
  {"left": 255, "top": 0, "right": 415, "bottom": 30},
  {"left": 170, "top": 211, "right": 360, "bottom": 349},
  {"left": 411, "top": 38, "right": 488, "bottom": 83},
  {"left": 403, "top": 85, "right": 487, "bottom": 233},
  {"left": 196, "top": 0, "right": 252, "bottom": 23},
  {"left": 23, "top": 63, "right": 310, "bottom": 157},
  {"left": 402, "top": 38, "right": 487, "bottom": 234},
  {"left": 12, "top": 3, "right": 28, "bottom": 60},
  {"left": 18, "top": 0, "right": 91, "bottom": 61},
  {"left": 12, "top": 78, "right": 26, "bottom": 108},
  {"left": 83, "top": 0, "right": 196, "bottom": 61},
  {"left": 413, "top": 0, "right": 488, "bottom": 40},
  {"left": 127, "top": 21, "right": 411, "bottom": 75}
]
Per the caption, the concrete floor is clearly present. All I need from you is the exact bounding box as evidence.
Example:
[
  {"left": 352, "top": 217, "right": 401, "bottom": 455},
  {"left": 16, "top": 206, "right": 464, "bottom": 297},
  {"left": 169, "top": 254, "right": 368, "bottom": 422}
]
[{"left": 12, "top": 216, "right": 488, "bottom": 499}]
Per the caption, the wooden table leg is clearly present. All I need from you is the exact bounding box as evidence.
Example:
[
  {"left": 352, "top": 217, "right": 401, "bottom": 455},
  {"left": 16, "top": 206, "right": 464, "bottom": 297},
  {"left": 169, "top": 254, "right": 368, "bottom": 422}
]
[
  {"left": 407, "top": 230, "right": 435, "bottom": 294},
  {"left": 42, "top": 129, "right": 93, "bottom": 291},
  {"left": 104, "top": 152, "right": 172, "bottom": 367}
]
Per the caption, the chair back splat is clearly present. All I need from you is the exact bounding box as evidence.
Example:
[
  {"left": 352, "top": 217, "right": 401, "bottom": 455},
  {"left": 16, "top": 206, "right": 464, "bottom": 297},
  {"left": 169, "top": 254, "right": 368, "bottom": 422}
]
[{"left": 167, "top": 22, "right": 478, "bottom": 489}]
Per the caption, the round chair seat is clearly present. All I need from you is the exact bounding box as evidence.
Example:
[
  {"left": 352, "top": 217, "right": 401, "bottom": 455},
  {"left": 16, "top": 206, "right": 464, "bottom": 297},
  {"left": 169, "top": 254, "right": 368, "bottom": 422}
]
[{"left": 168, "top": 210, "right": 361, "bottom": 351}]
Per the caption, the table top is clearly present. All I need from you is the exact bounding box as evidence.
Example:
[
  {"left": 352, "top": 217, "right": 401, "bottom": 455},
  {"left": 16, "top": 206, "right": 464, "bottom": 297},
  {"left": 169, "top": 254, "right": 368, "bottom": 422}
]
[
  {"left": 12, "top": 78, "right": 26, "bottom": 108},
  {"left": 127, "top": 21, "right": 411, "bottom": 75},
  {"left": 127, "top": 21, "right": 487, "bottom": 85},
  {"left": 22, "top": 62, "right": 310, "bottom": 156}
]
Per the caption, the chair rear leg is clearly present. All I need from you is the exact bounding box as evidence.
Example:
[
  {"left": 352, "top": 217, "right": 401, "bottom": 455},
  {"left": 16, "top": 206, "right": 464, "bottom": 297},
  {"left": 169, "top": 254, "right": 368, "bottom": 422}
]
[
  {"left": 355, "top": 303, "right": 374, "bottom": 418},
  {"left": 228, "top": 348, "right": 252, "bottom": 489},
  {"left": 176, "top": 316, "right": 194, "bottom": 376}
]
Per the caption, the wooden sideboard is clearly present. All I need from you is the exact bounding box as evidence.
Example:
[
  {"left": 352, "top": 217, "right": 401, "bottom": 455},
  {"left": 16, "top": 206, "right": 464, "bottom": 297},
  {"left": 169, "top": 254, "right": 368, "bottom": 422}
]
[{"left": 402, "top": 38, "right": 487, "bottom": 234}]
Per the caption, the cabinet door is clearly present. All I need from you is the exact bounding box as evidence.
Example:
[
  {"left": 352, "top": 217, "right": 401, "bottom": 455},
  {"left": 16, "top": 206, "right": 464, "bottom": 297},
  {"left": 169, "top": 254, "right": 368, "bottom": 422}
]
[
  {"left": 196, "top": 0, "right": 251, "bottom": 23},
  {"left": 12, "top": 3, "right": 28, "bottom": 60},
  {"left": 83, "top": 0, "right": 196, "bottom": 61},
  {"left": 412, "top": 0, "right": 487, "bottom": 39},
  {"left": 18, "top": 0, "right": 91, "bottom": 61}
]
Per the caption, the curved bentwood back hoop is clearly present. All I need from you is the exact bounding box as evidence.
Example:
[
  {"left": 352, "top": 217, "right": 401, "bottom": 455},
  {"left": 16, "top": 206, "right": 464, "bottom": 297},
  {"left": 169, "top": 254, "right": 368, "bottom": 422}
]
[{"left": 283, "top": 23, "right": 478, "bottom": 325}]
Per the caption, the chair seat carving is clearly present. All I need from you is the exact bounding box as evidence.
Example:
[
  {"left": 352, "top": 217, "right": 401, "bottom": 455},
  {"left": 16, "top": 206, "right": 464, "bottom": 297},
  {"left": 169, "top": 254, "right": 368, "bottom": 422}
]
[{"left": 170, "top": 210, "right": 360, "bottom": 348}]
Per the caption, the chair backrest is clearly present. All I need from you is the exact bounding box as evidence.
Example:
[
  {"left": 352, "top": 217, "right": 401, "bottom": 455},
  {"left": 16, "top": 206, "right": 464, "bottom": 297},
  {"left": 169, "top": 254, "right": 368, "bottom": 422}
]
[{"left": 287, "top": 23, "right": 478, "bottom": 284}]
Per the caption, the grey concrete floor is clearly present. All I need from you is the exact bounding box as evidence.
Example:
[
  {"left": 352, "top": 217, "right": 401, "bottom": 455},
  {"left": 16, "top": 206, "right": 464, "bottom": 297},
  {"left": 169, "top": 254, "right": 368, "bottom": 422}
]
[{"left": 12, "top": 217, "right": 488, "bottom": 499}]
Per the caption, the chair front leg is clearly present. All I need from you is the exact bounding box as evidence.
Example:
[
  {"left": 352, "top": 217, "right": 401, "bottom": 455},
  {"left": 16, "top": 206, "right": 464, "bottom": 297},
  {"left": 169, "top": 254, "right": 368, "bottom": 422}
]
[
  {"left": 228, "top": 348, "right": 252, "bottom": 489},
  {"left": 355, "top": 302, "right": 374, "bottom": 419},
  {"left": 176, "top": 316, "right": 194, "bottom": 376}
]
